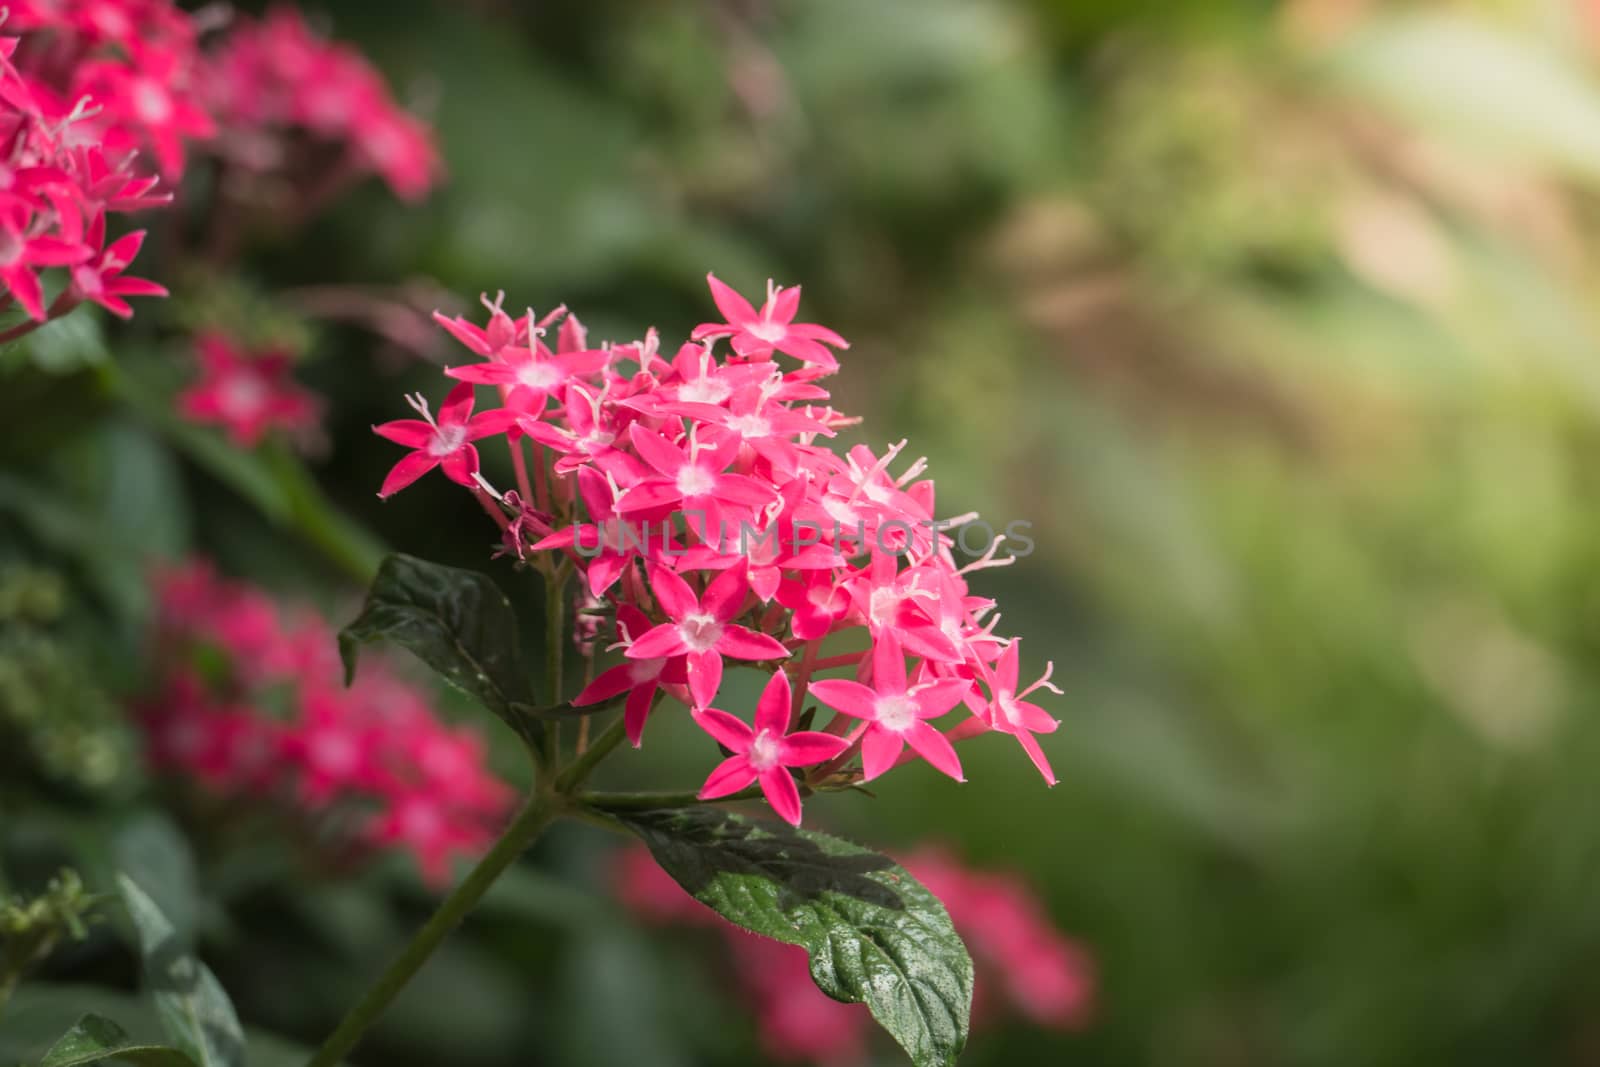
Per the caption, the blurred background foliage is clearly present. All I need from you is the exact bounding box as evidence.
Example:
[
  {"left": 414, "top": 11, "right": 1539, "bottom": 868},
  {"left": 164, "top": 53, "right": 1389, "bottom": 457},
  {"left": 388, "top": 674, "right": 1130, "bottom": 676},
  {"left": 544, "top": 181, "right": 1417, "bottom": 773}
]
[{"left": 12, "top": 0, "right": 1600, "bottom": 1064}]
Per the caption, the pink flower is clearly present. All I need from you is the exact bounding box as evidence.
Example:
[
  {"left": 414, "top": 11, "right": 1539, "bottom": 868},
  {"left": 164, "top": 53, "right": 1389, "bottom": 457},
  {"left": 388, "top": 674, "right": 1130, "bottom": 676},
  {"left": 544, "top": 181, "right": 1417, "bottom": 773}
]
[
  {"left": 981, "top": 640, "right": 1062, "bottom": 786},
  {"left": 69, "top": 220, "right": 167, "bottom": 318},
  {"left": 199, "top": 5, "right": 440, "bottom": 203},
  {"left": 571, "top": 604, "right": 688, "bottom": 747},
  {"left": 808, "top": 632, "right": 970, "bottom": 782},
  {"left": 776, "top": 569, "right": 851, "bottom": 641},
  {"left": 692, "top": 669, "right": 850, "bottom": 826},
  {"left": 903, "top": 848, "right": 1094, "bottom": 1030},
  {"left": 522, "top": 381, "right": 641, "bottom": 478},
  {"left": 76, "top": 47, "right": 216, "bottom": 180},
  {"left": 531, "top": 467, "right": 680, "bottom": 597},
  {"left": 376, "top": 273, "right": 1067, "bottom": 790},
  {"left": 627, "top": 563, "right": 789, "bottom": 709},
  {"left": 432, "top": 291, "right": 526, "bottom": 358},
  {"left": 139, "top": 561, "right": 514, "bottom": 887},
  {"left": 617, "top": 423, "right": 776, "bottom": 526},
  {"left": 374, "top": 382, "right": 519, "bottom": 497},
  {"left": 0, "top": 208, "right": 90, "bottom": 320},
  {"left": 692, "top": 273, "right": 850, "bottom": 370},
  {"left": 445, "top": 322, "right": 611, "bottom": 416},
  {"left": 367, "top": 791, "right": 495, "bottom": 888},
  {"left": 176, "top": 332, "right": 321, "bottom": 447}
]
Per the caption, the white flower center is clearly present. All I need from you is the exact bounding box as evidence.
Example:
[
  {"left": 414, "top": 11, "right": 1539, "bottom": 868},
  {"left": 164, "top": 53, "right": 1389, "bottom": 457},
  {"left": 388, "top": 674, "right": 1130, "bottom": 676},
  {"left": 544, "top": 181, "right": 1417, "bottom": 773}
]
[
  {"left": 580, "top": 429, "right": 615, "bottom": 452},
  {"left": 822, "top": 495, "right": 860, "bottom": 527},
  {"left": 748, "top": 728, "right": 782, "bottom": 770},
  {"left": 876, "top": 694, "right": 918, "bottom": 733},
  {"left": 747, "top": 319, "right": 786, "bottom": 344},
  {"left": 218, "top": 374, "right": 269, "bottom": 418},
  {"left": 134, "top": 80, "right": 173, "bottom": 124},
  {"left": 516, "top": 361, "right": 563, "bottom": 391},
  {"left": 428, "top": 424, "right": 468, "bottom": 457},
  {"left": 676, "top": 465, "right": 716, "bottom": 497},
  {"left": 676, "top": 612, "right": 723, "bottom": 652},
  {"left": 679, "top": 378, "right": 731, "bottom": 405},
  {"left": 727, "top": 413, "right": 771, "bottom": 438},
  {"left": 868, "top": 587, "right": 902, "bottom": 627}
]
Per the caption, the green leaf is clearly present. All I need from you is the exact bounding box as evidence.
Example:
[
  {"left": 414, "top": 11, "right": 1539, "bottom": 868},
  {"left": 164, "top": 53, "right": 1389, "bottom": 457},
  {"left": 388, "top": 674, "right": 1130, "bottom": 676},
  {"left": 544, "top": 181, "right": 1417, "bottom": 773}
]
[
  {"left": 10, "top": 310, "right": 110, "bottom": 375},
  {"left": 111, "top": 814, "right": 201, "bottom": 952},
  {"left": 40, "top": 1014, "right": 196, "bottom": 1067},
  {"left": 115, "top": 875, "right": 246, "bottom": 1067},
  {"left": 617, "top": 807, "right": 973, "bottom": 1067},
  {"left": 2, "top": 984, "right": 323, "bottom": 1067},
  {"left": 339, "top": 554, "right": 540, "bottom": 741}
]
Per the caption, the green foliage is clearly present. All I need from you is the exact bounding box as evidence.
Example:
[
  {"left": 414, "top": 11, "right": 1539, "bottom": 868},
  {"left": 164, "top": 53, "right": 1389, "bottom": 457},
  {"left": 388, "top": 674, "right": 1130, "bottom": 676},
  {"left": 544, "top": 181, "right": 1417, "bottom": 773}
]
[
  {"left": 339, "top": 553, "right": 544, "bottom": 742},
  {"left": 116, "top": 876, "right": 246, "bottom": 1067},
  {"left": 620, "top": 806, "right": 973, "bottom": 1067},
  {"left": 0, "top": 869, "right": 102, "bottom": 1013},
  {"left": 39, "top": 1014, "right": 197, "bottom": 1067},
  {"left": 0, "top": 569, "right": 140, "bottom": 803}
]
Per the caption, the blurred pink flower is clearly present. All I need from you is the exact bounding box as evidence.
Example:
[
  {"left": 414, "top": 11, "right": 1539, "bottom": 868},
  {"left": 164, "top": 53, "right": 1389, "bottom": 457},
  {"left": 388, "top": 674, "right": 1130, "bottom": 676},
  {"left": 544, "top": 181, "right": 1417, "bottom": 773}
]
[
  {"left": 138, "top": 560, "right": 514, "bottom": 886},
  {"left": 613, "top": 840, "right": 1095, "bottom": 1062},
  {"left": 177, "top": 332, "right": 322, "bottom": 448}
]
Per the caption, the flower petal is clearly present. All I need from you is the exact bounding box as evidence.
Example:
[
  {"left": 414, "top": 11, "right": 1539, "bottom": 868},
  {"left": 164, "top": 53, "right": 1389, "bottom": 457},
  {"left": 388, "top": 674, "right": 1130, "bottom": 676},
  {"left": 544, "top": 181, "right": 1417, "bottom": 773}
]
[
  {"left": 624, "top": 683, "right": 660, "bottom": 747},
  {"left": 693, "top": 707, "right": 755, "bottom": 752},
  {"left": 757, "top": 765, "right": 804, "bottom": 826},
  {"left": 753, "top": 669, "right": 792, "bottom": 736},
  {"left": 437, "top": 381, "right": 477, "bottom": 426},
  {"left": 699, "top": 755, "right": 758, "bottom": 799},
  {"left": 706, "top": 273, "right": 759, "bottom": 327},
  {"left": 701, "top": 563, "right": 751, "bottom": 622},
  {"left": 647, "top": 563, "right": 700, "bottom": 620},
  {"left": 715, "top": 625, "right": 789, "bottom": 661},
  {"left": 860, "top": 727, "right": 904, "bottom": 782},
  {"left": 625, "top": 623, "right": 689, "bottom": 660},
  {"left": 806, "top": 679, "right": 879, "bottom": 720},
  {"left": 904, "top": 721, "right": 965, "bottom": 782},
  {"left": 778, "top": 730, "right": 851, "bottom": 766},
  {"left": 687, "top": 648, "right": 723, "bottom": 709},
  {"left": 378, "top": 452, "right": 440, "bottom": 498}
]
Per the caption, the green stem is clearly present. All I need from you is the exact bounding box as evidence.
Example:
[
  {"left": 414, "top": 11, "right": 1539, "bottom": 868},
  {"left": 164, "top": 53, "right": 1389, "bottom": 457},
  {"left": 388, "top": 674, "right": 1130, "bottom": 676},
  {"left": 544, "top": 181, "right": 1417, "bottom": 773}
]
[
  {"left": 554, "top": 715, "right": 628, "bottom": 793},
  {"left": 579, "top": 785, "right": 764, "bottom": 811},
  {"left": 543, "top": 574, "right": 566, "bottom": 765},
  {"left": 304, "top": 792, "right": 563, "bottom": 1067}
]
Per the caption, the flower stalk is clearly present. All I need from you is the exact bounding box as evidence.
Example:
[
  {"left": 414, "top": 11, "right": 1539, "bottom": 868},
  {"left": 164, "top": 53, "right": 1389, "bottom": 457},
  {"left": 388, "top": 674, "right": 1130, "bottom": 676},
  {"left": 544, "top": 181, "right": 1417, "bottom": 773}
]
[{"left": 305, "top": 790, "right": 564, "bottom": 1067}]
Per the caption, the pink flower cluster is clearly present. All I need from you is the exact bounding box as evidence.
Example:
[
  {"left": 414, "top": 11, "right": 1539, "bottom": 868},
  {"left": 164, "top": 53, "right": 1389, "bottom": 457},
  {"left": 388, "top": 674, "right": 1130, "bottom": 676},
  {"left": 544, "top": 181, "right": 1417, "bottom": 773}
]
[
  {"left": 137, "top": 560, "right": 514, "bottom": 885},
  {"left": 376, "top": 275, "right": 1063, "bottom": 826},
  {"left": 200, "top": 6, "right": 441, "bottom": 202},
  {"left": 614, "top": 843, "right": 1094, "bottom": 1063},
  {"left": 0, "top": 3, "right": 443, "bottom": 330},
  {"left": 176, "top": 330, "right": 322, "bottom": 448},
  {"left": 0, "top": 1, "right": 192, "bottom": 322}
]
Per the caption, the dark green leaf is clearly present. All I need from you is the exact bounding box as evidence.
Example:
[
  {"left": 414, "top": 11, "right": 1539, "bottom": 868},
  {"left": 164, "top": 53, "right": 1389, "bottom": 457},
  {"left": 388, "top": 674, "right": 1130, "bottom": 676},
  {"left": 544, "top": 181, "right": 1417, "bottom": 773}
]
[
  {"left": 339, "top": 554, "right": 539, "bottom": 740},
  {"left": 618, "top": 807, "right": 973, "bottom": 1067},
  {"left": 116, "top": 875, "right": 246, "bottom": 1067},
  {"left": 40, "top": 1014, "right": 196, "bottom": 1067}
]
